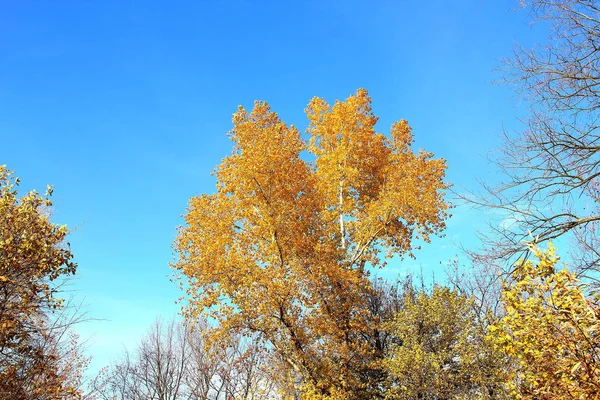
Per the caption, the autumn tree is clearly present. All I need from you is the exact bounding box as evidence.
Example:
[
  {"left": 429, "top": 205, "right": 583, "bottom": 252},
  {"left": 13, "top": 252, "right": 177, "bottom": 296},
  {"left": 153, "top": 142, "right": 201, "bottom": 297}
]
[
  {"left": 466, "top": 0, "right": 600, "bottom": 280},
  {"left": 0, "top": 165, "right": 84, "bottom": 399},
  {"left": 384, "top": 284, "right": 509, "bottom": 399},
  {"left": 173, "top": 89, "right": 449, "bottom": 398},
  {"left": 489, "top": 244, "right": 600, "bottom": 398}
]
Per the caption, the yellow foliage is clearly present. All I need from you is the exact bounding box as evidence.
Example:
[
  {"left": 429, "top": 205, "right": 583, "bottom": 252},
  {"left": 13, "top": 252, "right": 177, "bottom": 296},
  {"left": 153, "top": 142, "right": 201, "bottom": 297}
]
[
  {"left": 173, "top": 90, "right": 449, "bottom": 397},
  {"left": 0, "top": 165, "right": 81, "bottom": 399},
  {"left": 384, "top": 285, "right": 508, "bottom": 399},
  {"left": 490, "top": 244, "right": 600, "bottom": 399}
]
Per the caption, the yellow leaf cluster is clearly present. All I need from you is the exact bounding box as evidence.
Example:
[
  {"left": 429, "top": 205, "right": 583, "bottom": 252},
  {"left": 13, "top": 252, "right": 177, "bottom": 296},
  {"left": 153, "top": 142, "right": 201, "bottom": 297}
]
[
  {"left": 0, "top": 165, "right": 81, "bottom": 399},
  {"left": 384, "top": 285, "right": 507, "bottom": 399},
  {"left": 490, "top": 244, "right": 600, "bottom": 399}
]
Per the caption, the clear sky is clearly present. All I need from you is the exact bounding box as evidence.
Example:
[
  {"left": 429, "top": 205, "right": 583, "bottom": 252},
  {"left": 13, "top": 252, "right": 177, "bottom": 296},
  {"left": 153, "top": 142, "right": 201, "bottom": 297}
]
[{"left": 1, "top": 0, "right": 545, "bottom": 374}]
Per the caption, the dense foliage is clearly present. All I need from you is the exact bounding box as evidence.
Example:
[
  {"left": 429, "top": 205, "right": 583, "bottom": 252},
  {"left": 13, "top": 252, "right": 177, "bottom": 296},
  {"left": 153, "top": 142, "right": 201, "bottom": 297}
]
[
  {"left": 0, "top": 166, "right": 84, "bottom": 399},
  {"left": 173, "top": 89, "right": 449, "bottom": 398},
  {"left": 385, "top": 285, "right": 507, "bottom": 399},
  {"left": 490, "top": 245, "right": 600, "bottom": 399}
]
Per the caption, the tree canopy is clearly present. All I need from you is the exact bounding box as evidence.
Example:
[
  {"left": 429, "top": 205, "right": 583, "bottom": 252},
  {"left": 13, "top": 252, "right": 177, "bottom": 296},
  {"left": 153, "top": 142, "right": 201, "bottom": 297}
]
[
  {"left": 490, "top": 244, "right": 600, "bottom": 399},
  {"left": 0, "top": 165, "right": 83, "bottom": 399},
  {"left": 173, "top": 89, "right": 450, "bottom": 398},
  {"left": 385, "top": 285, "right": 507, "bottom": 399}
]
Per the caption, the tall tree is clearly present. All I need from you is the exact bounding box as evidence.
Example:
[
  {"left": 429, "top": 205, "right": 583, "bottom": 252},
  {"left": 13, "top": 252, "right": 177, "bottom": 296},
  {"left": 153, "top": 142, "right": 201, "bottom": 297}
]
[
  {"left": 467, "top": 0, "right": 600, "bottom": 279},
  {"left": 173, "top": 89, "right": 449, "bottom": 398},
  {"left": 0, "top": 165, "right": 83, "bottom": 399}
]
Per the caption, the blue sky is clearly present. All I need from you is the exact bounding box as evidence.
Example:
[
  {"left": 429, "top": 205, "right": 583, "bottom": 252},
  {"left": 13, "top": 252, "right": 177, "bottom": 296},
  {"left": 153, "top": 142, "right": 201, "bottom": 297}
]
[{"left": 1, "top": 0, "right": 545, "bottom": 374}]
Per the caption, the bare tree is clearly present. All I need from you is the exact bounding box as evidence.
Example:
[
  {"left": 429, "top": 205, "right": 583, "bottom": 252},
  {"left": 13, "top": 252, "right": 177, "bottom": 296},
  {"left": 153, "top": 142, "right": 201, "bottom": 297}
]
[
  {"left": 92, "top": 319, "right": 193, "bottom": 400},
  {"left": 464, "top": 0, "right": 600, "bottom": 283},
  {"left": 91, "top": 318, "right": 278, "bottom": 400}
]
